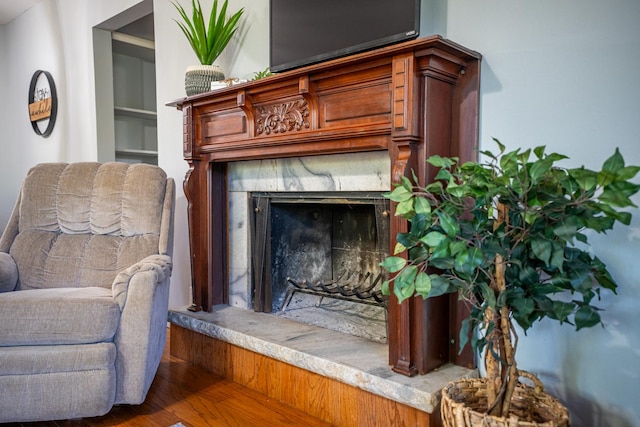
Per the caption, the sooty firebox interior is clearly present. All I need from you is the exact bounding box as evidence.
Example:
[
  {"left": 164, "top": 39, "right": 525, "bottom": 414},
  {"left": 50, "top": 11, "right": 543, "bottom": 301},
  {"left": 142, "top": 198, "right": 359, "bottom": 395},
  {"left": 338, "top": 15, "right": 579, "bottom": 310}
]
[{"left": 251, "top": 192, "right": 390, "bottom": 315}]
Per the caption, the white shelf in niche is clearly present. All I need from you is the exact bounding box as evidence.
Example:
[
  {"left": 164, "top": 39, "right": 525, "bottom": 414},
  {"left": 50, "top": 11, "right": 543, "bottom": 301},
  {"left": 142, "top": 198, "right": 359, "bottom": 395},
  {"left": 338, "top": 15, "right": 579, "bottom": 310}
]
[
  {"left": 115, "top": 148, "right": 158, "bottom": 157},
  {"left": 114, "top": 106, "right": 157, "bottom": 120}
]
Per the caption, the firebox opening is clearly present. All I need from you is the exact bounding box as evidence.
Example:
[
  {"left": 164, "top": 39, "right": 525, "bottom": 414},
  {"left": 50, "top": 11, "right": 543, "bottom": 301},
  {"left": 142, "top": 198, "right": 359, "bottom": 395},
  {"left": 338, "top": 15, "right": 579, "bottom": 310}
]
[{"left": 250, "top": 192, "right": 390, "bottom": 342}]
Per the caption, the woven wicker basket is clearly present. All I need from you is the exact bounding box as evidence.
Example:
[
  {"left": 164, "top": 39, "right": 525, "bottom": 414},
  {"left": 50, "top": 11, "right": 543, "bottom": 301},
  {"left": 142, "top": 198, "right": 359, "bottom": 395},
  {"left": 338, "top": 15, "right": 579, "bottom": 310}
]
[{"left": 441, "top": 375, "right": 570, "bottom": 427}]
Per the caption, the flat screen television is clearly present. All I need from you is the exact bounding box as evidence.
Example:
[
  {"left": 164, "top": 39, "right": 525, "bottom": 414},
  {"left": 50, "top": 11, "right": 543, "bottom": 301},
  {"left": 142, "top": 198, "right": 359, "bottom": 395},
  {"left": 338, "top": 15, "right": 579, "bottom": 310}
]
[{"left": 269, "top": 0, "right": 420, "bottom": 73}]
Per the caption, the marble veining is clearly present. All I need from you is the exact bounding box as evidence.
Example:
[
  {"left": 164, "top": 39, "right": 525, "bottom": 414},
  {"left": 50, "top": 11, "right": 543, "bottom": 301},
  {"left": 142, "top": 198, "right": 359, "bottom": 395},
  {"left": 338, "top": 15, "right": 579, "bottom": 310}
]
[
  {"left": 168, "top": 307, "right": 476, "bottom": 414},
  {"left": 226, "top": 152, "right": 391, "bottom": 309}
]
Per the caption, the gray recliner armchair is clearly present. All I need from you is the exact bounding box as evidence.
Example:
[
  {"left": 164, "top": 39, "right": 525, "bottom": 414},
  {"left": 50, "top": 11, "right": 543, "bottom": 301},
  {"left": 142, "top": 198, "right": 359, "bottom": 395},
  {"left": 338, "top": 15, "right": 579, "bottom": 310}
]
[{"left": 0, "top": 162, "right": 175, "bottom": 423}]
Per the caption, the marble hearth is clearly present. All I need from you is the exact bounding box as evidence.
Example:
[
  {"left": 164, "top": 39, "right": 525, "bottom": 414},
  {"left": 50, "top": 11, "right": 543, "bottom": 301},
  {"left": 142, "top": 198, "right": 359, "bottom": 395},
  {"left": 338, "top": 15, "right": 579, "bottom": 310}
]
[{"left": 168, "top": 306, "right": 475, "bottom": 413}]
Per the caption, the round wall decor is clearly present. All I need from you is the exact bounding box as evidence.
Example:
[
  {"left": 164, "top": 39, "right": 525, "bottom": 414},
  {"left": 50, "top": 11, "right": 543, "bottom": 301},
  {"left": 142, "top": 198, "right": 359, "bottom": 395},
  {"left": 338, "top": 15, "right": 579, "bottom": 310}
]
[{"left": 28, "top": 70, "right": 58, "bottom": 137}]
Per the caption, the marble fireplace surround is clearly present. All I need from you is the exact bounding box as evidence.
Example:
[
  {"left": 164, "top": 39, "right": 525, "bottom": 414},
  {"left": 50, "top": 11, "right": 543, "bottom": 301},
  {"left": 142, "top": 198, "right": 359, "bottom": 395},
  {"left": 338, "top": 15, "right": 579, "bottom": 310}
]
[
  {"left": 170, "top": 36, "right": 482, "bottom": 381},
  {"left": 226, "top": 151, "right": 391, "bottom": 311}
]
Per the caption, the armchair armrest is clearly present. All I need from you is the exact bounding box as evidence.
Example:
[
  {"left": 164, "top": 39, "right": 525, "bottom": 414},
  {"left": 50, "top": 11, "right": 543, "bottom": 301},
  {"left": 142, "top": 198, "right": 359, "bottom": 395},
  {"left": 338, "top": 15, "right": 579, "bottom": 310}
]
[
  {"left": 110, "top": 253, "right": 173, "bottom": 404},
  {"left": 112, "top": 254, "right": 172, "bottom": 310},
  {"left": 0, "top": 252, "right": 18, "bottom": 293}
]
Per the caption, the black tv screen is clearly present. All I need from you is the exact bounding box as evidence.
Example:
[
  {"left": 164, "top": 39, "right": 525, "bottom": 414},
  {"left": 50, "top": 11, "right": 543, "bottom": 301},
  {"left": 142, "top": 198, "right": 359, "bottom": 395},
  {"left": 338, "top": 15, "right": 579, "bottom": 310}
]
[{"left": 270, "top": 0, "right": 420, "bottom": 73}]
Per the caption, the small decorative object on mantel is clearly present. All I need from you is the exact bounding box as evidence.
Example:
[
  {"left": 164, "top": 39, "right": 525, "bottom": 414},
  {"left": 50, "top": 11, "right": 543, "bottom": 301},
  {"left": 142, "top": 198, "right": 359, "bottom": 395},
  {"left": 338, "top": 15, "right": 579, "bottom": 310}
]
[
  {"left": 210, "top": 77, "right": 247, "bottom": 91},
  {"left": 28, "top": 70, "right": 58, "bottom": 137},
  {"left": 381, "top": 139, "right": 640, "bottom": 426},
  {"left": 172, "top": 0, "right": 244, "bottom": 96}
]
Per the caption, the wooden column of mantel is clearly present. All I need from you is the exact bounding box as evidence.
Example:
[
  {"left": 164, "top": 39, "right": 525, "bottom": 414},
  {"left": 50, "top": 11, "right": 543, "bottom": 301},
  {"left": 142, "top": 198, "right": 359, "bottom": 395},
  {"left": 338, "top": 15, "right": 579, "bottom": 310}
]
[{"left": 169, "top": 35, "right": 481, "bottom": 376}]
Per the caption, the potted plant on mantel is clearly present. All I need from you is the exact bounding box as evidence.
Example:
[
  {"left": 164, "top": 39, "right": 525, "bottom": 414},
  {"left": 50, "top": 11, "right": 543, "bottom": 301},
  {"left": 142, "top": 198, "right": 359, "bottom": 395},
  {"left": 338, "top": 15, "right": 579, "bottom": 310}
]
[
  {"left": 172, "top": 0, "right": 244, "bottom": 96},
  {"left": 381, "top": 139, "right": 640, "bottom": 426}
]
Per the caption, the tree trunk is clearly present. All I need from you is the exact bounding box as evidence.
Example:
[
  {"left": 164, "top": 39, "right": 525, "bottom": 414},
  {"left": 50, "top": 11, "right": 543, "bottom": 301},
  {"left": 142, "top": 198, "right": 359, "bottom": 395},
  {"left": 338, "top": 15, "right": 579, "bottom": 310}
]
[{"left": 484, "top": 202, "right": 519, "bottom": 417}]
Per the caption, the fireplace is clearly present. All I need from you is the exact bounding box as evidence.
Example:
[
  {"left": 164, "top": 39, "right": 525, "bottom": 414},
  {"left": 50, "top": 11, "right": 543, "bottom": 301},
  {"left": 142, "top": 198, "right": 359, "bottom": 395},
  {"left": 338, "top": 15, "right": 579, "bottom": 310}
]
[{"left": 171, "top": 36, "right": 481, "bottom": 375}]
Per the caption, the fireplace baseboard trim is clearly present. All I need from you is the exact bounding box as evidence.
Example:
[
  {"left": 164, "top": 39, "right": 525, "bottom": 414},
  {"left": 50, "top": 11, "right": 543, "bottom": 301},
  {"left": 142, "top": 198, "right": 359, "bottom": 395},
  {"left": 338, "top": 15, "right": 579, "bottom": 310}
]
[{"left": 168, "top": 306, "right": 475, "bottom": 413}]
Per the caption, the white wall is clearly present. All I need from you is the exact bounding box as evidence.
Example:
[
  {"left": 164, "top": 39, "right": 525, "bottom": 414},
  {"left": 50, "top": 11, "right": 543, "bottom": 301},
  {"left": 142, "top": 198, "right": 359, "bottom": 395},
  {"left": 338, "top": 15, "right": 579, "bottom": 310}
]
[
  {"left": 0, "top": 24, "right": 7, "bottom": 225},
  {"left": 1, "top": 1, "right": 66, "bottom": 226},
  {"left": 1, "top": 0, "right": 639, "bottom": 424}
]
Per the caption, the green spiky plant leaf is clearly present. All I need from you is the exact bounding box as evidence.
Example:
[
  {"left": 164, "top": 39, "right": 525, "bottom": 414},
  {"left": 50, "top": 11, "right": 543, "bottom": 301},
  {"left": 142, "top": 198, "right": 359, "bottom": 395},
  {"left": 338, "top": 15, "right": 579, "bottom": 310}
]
[{"left": 172, "top": 0, "right": 244, "bottom": 65}]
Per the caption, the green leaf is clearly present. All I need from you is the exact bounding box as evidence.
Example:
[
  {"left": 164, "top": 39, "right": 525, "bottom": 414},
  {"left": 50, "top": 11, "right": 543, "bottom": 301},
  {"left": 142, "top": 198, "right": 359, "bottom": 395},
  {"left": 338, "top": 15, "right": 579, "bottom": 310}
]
[
  {"left": 600, "top": 181, "right": 640, "bottom": 207},
  {"left": 569, "top": 167, "right": 598, "bottom": 191},
  {"left": 424, "top": 181, "right": 444, "bottom": 194},
  {"left": 454, "top": 248, "right": 484, "bottom": 275},
  {"left": 550, "top": 301, "right": 575, "bottom": 323},
  {"left": 616, "top": 165, "right": 640, "bottom": 181},
  {"left": 387, "top": 185, "right": 413, "bottom": 203},
  {"left": 518, "top": 148, "right": 532, "bottom": 164},
  {"left": 428, "top": 274, "right": 457, "bottom": 297},
  {"left": 449, "top": 240, "right": 467, "bottom": 256},
  {"left": 394, "top": 265, "right": 418, "bottom": 302},
  {"left": 414, "top": 272, "right": 431, "bottom": 297},
  {"left": 400, "top": 176, "right": 414, "bottom": 192},
  {"left": 427, "top": 155, "right": 457, "bottom": 169},
  {"left": 492, "top": 138, "right": 506, "bottom": 154},
  {"left": 550, "top": 242, "right": 565, "bottom": 271},
  {"left": 434, "top": 168, "right": 453, "bottom": 182},
  {"left": 414, "top": 197, "right": 431, "bottom": 216},
  {"left": 575, "top": 305, "right": 601, "bottom": 330},
  {"left": 458, "top": 317, "right": 472, "bottom": 354},
  {"left": 393, "top": 242, "right": 406, "bottom": 255},
  {"left": 395, "top": 198, "right": 415, "bottom": 217},
  {"left": 510, "top": 294, "right": 535, "bottom": 317},
  {"left": 598, "top": 170, "right": 617, "bottom": 187},
  {"left": 430, "top": 239, "right": 452, "bottom": 262},
  {"left": 602, "top": 148, "right": 624, "bottom": 174},
  {"left": 519, "top": 265, "right": 540, "bottom": 286},
  {"left": 446, "top": 182, "right": 467, "bottom": 198},
  {"left": 478, "top": 282, "right": 497, "bottom": 310},
  {"left": 420, "top": 231, "right": 447, "bottom": 248},
  {"left": 531, "top": 236, "right": 552, "bottom": 266},
  {"left": 529, "top": 158, "right": 553, "bottom": 183},
  {"left": 380, "top": 256, "right": 406, "bottom": 273},
  {"left": 396, "top": 232, "right": 417, "bottom": 249},
  {"left": 437, "top": 211, "right": 460, "bottom": 237},
  {"left": 500, "top": 149, "right": 519, "bottom": 175},
  {"left": 553, "top": 217, "right": 580, "bottom": 242},
  {"left": 596, "top": 202, "right": 632, "bottom": 225},
  {"left": 381, "top": 280, "right": 390, "bottom": 296}
]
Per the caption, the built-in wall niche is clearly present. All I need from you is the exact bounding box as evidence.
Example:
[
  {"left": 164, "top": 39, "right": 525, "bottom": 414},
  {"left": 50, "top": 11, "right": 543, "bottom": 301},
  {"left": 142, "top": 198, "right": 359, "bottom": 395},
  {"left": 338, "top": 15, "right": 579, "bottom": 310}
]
[
  {"left": 94, "top": 4, "right": 157, "bottom": 165},
  {"left": 112, "top": 32, "right": 157, "bottom": 165}
]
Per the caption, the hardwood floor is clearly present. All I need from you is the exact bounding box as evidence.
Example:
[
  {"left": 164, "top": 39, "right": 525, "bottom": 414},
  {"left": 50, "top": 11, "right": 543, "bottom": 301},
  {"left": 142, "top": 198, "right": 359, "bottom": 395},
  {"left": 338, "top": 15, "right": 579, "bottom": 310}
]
[{"left": 2, "top": 332, "right": 331, "bottom": 427}]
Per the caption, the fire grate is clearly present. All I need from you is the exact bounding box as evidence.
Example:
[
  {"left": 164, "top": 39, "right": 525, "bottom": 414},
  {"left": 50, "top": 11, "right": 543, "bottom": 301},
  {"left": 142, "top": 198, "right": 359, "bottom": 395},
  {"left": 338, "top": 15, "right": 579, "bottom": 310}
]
[{"left": 282, "top": 270, "right": 388, "bottom": 311}]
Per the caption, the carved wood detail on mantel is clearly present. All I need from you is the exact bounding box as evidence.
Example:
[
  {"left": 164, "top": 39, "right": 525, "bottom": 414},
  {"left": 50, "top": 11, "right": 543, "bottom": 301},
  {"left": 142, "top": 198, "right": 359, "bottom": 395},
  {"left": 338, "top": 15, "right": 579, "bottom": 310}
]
[
  {"left": 256, "top": 100, "right": 310, "bottom": 135},
  {"left": 169, "top": 35, "right": 481, "bottom": 376}
]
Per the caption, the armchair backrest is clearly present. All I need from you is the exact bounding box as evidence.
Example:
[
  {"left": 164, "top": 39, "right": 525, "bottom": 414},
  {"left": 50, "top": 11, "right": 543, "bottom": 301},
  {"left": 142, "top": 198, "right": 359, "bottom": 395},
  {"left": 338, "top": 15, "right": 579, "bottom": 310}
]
[{"left": 0, "top": 162, "right": 175, "bottom": 291}]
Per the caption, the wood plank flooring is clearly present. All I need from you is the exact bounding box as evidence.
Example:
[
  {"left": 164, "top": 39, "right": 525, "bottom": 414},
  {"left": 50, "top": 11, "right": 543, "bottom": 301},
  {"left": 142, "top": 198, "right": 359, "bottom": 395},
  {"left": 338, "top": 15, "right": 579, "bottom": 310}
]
[{"left": 2, "top": 332, "right": 331, "bottom": 427}]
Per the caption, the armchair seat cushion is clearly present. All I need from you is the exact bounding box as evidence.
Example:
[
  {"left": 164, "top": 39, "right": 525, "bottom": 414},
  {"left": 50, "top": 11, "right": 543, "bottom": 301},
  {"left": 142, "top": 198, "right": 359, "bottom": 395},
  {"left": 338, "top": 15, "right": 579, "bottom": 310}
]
[{"left": 0, "top": 287, "right": 119, "bottom": 346}]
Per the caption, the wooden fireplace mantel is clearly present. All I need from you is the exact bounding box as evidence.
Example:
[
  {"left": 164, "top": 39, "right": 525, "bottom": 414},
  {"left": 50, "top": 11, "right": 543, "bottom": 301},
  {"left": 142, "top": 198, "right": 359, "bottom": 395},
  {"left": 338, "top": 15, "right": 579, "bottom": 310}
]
[{"left": 170, "top": 35, "right": 481, "bottom": 376}]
